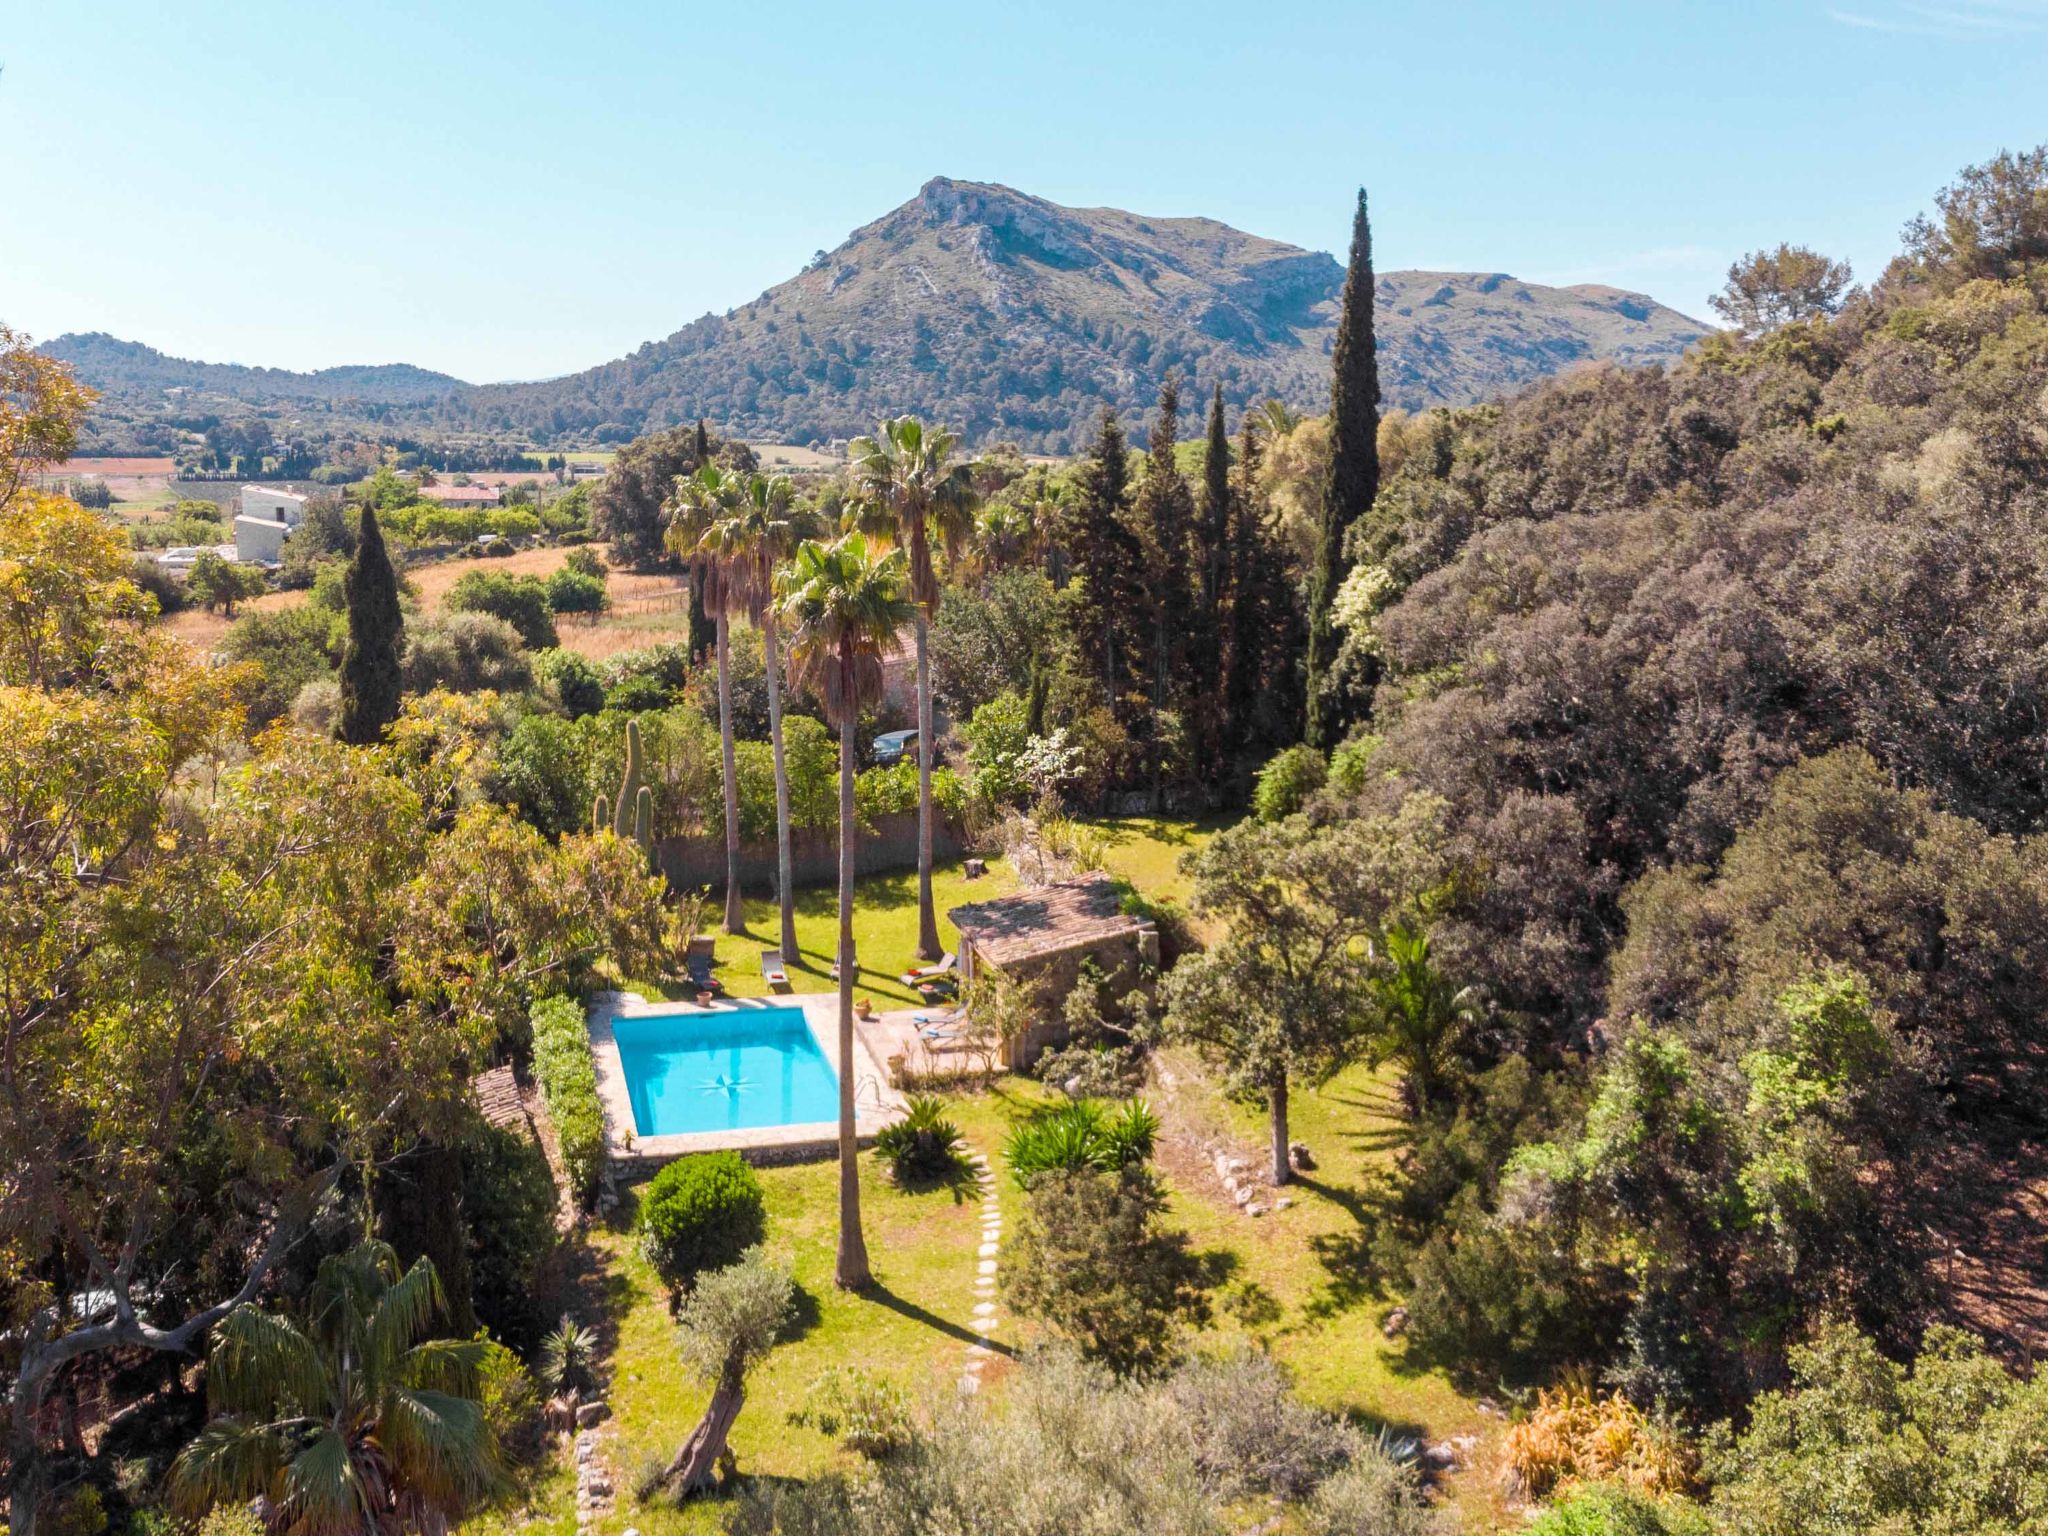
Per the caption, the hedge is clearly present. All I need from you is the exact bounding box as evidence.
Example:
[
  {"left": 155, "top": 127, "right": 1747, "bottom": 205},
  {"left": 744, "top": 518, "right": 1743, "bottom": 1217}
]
[{"left": 531, "top": 993, "right": 604, "bottom": 1205}]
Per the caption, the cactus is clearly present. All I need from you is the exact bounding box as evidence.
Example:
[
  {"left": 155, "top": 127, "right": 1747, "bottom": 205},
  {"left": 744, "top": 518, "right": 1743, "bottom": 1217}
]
[
  {"left": 633, "top": 785, "right": 653, "bottom": 851},
  {"left": 612, "top": 718, "right": 643, "bottom": 838},
  {"left": 592, "top": 793, "right": 611, "bottom": 834}
]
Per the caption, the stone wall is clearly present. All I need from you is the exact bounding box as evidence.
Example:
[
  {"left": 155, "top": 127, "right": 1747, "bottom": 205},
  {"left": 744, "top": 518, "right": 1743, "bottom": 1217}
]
[{"left": 653, "top": 810, "right": 965, "bottom": 896}]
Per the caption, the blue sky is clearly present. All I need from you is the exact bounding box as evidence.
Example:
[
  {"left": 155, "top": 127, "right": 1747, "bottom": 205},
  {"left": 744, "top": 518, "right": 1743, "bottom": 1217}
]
[{"left": 4, "top": 0, "right": 2044, "bottom": 382}]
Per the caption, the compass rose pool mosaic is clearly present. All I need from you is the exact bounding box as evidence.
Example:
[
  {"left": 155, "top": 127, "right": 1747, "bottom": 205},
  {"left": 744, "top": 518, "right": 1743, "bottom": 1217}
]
[{"left": 611, "top": 1004, "right": 841, "bottom": 1137}]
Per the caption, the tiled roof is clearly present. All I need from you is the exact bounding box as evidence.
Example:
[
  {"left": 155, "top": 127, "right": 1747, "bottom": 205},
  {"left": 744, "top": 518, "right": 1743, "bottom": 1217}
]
[
  {"left": 947, "top": 874, "right": 1145, "bottom": 968},
  {"left": 470, "top": 1064, "right": 532, "bottom": 1136}
]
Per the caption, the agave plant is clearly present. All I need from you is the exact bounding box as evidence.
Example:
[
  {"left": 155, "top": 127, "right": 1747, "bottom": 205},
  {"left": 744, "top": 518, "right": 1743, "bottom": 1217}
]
[{"left": 169, "top": 1242, "right": 495, "bottom": 1536}]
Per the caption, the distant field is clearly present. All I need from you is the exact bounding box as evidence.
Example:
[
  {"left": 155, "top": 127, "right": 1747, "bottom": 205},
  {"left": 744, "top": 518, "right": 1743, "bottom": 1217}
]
[
  {"left": 165, "top": 541, "right": 689, "bottom": 661},
  {"left": 748, "top": 442, "right": 840, "bottom": 470}
]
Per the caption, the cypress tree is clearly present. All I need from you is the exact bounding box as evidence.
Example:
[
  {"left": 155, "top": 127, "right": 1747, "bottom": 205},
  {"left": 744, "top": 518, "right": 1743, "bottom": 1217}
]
[
  {"left": 1304, "top": 188, "right": 1381, "bottom": 749},
  {"left": 337, "top": 506, "right": 403, "bottom": 746},
  {"left": 1222, "top": 416, "right": 1265, "bottom": 761},
  {"left": 1067, "top": 410, "right": 1145, "bottom": 712},
  {"left": 1193, "top": 383, "right": 1233, "bottom": 775},
  {"left": 1134, "top": 375, "right": 1195, "bottom": 805},
  {"left": 687, "top": 418, "right": 716, "bottom": 663}
]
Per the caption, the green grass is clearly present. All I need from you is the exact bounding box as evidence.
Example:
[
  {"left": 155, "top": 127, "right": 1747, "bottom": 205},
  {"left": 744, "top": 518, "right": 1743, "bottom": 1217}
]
[
  {"left": 566, "top": 1083, "right": 1055, "bottom": 1535},
  {"left": 643, "top": 855, "right": 1022, "bottom": 1009},
  {"left": 1087, "top": 813, "right": 1227, "bottom": 908}
]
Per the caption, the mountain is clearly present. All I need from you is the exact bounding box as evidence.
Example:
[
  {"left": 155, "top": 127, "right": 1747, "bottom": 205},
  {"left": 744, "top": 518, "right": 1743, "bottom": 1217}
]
[{"left": 48, "top": 179, "right": 1710, "bottom": 455}]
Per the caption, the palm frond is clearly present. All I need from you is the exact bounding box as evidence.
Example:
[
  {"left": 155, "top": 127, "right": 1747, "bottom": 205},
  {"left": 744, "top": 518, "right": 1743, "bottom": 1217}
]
[
  {"left": 401, "top": 1336, "right": 489, "bottom": 1397},
  {"left": 362, "top": 1257, "right": 445, "bottom": 1386},
  {"left": 275, "top": 1427, "right": 375, "bottom": 1536},
  {"left": 209, "top": 1306, "right": 332, "bottom": 1417},
  {"left": 377, "top": 1388, "right": 498, "bottom": 1509},
  {"left": 169, "top": 1415, "right": 294, "bottom": 1517}
]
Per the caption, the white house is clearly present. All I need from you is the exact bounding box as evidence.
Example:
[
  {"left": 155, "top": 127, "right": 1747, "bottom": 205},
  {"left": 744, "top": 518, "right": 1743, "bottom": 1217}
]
[{"left": 234, "top": 485, "right": 307, "bottom": 564}]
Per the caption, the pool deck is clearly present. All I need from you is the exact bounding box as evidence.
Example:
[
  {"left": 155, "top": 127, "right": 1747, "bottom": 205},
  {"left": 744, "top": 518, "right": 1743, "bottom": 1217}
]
[{"left": 587, "top": 990, "right": 907, "bottom": 1171}]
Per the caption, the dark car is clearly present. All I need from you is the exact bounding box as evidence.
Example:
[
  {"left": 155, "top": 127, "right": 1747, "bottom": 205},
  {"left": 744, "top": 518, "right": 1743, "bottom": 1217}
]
[{"left": 873, "top": 728, "right": 918, "bottom": 766}]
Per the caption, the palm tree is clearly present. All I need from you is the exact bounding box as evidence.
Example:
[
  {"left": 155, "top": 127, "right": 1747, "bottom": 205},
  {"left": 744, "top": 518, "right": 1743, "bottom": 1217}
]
[
  {"left": 846, "top": 418, "right": 979, "bottom": 962},
  {"left": 170, "top": 1242, "right": 494, "bottom": 1536},
  {"left": 698, "top": 473, "right": 814, "bottom": 961},
  {"left": 779, "top": 534, "right": 916, "bottom": 1289},
  {"left": 668, "top": 464, "right": 748, "bottom": 935},
  {"left": 1369, "top": 924, "right": 1485, "bottom": 1115}
]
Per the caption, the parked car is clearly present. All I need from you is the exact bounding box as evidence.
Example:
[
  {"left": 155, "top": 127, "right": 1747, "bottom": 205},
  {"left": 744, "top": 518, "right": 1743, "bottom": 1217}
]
[{"left": 873, "top": 728, "right": 918, "bottom": 766}]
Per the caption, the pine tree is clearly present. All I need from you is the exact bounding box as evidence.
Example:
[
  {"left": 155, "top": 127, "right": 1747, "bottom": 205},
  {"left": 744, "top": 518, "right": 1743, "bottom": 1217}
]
[
  {"left": 337, "top": 506, "right": 403, "bottom": 746},
  {"left": 1304, "top": 188, "right": 1380, "bottom": 749},
  {"left": 687, "top": 418, "right": 717, "bottom": 663},
  {"left": 1066, "top": 410, "right": 1146, "bottom": 715}
]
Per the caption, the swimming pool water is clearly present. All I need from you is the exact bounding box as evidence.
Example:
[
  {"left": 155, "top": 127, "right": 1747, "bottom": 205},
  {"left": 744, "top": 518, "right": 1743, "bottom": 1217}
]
[{"left": 611, "top": 1006, "right": 840, "bottom": 1137}]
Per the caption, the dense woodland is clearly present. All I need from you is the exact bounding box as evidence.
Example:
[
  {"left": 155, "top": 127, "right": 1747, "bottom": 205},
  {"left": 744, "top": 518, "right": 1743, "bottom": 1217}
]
[{"left": 9, "top": 145, "right": 2048, "bottom": 1536}]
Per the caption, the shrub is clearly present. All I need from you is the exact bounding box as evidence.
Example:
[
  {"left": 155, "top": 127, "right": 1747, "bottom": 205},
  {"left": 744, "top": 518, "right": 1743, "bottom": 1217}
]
[
  {"left": 1167, "top": 1348, "right": 1358, "bottom": 1502},
  {"left": 1326, "top": 733, "right": 1382, "bottom": 798},
  {"left": 546, "top": 565, "right": 610, "bottom": 616},
  {"left": 218, "top": 605, "right": 341, "bottom": 725},
  {"left": 1253, "top": 743, "right": 1327, "bottom": 822},
  {"left": 403, "top": 612, "right": 534, "bottom": 695},
  {"left": 1525, "top": 1484, "right": 1710, "bottom": 1536},
  {"left": 533, "top": 647, "right": 605, "bottom": 718},
  {"left": 1503, "top": 1381, "right": 1696, "bottom": 1500},
  {"left": 873, "top": 1094, "right": 968, "bottom": 1185},
  {"left": 1003, "top": 1165, "right": 1211, "bottom": 1377},
  {"left": 1005, "top": 1098, "right": 1157, "bottom": 1183},
  {"left": 1305, "top": 1451, "right": 1436, "bottom": 1536},
  {"left": 562, "top": 545, "right": 606, "bottom": 579},
  {"left": 788, "top": 1367, "right": 916, "bottom": 1460},
  {"left": 530, "top": 994, "right": 604, "bottom": 1205},
  {"left": 639, "top": 1151, "right": 767, "bottom": 1290},
  {"left": 475, "top": 1333, "right": 545, "bottom": 1465},
  {"left": 445, "top": 570, "right": 558, "bottom": 649}
]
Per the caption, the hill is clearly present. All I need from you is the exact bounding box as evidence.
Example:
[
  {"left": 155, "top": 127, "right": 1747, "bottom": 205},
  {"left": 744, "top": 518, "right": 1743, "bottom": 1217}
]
[
  {"left": 45, "top": 332, "right": 467, "bottom": 406},
  {"left": 48, "top": 178, "right": 1710, "bottom": 454}
]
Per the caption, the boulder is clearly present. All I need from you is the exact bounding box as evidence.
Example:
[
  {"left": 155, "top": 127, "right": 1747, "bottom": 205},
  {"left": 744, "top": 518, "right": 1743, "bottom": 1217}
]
[
  {"left": 575, "top": 1399, "right": 610, "bottom": 1428},
  {"left": 1382, "top": 1306, "right": 1409, "bottom": 1338},
  {"left": 1288, "top": 1140, "right": 1315, "bottom": 1172}
]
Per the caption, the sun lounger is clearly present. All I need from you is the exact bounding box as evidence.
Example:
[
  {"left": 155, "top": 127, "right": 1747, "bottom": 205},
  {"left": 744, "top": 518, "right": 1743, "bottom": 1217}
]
[
  {"left": 901, "top": 952, "right": 957, "bottom": 984},
  {"left": 684, "top": 953, "right": 723, "bottom": 994},
  {"left": 914, "top": 1005, "right": 966, "bottom": 1029},
  {"left": 760, "top": 950, "right": 791, "bottom": 991}
]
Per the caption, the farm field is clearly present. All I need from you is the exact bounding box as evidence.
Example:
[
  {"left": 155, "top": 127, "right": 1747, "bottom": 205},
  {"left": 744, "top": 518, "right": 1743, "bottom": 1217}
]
[{"left": 164, "top": 541, "right": 691, "bottom": 659}]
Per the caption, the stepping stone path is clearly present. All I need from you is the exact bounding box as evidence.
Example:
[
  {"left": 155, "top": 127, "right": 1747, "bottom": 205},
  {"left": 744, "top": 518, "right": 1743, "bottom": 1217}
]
[
  {"left": 573, "top": 1417, "right": 614, "bottom": 1529},
  {"left": 960, "top": 1148, "right": 1002, "bottom": 1394}
]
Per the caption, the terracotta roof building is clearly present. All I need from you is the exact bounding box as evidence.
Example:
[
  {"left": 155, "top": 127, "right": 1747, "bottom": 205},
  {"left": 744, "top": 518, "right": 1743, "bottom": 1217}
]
[{"left": 946, "top": 874, "right": 1159, "bottom": 1068}]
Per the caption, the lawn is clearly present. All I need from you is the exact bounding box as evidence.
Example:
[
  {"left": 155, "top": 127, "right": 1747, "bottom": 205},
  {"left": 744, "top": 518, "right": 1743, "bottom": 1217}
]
[
  {"left": 639, "top": 856, "right": 1022, "bottom": 1010},
  {"left": 492, "top": 1084, "right": 1055, "bottom": 1536}
]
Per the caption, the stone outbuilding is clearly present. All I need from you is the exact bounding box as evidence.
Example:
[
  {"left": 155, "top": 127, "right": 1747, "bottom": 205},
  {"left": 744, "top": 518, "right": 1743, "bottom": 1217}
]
[{"left": 946, "top": 874, "right": 1159, "bottom": 1068}]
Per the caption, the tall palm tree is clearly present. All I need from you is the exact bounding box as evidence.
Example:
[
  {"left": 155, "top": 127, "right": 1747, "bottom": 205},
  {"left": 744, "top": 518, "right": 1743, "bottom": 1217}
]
[
  {"left": 699, "top": 473, "right": 813, "bottom": 962},
  {"left": 779, "top": 534, "right": 915, "bottom": 1289},
  {"left": 170, "top": 1242, "right": 494, "bottom": 1536},
  {"left": 668, "top": 464, "right": 748, "bottom": 935},
  {"left": 846, "top": 419, "right": 979, "bottom": 962}
]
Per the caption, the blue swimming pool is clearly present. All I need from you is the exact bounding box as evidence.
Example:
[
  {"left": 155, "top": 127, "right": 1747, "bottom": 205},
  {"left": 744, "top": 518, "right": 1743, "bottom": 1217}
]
[{"left": 611, "top": 1006, "right": 840, "bottom": 1137}]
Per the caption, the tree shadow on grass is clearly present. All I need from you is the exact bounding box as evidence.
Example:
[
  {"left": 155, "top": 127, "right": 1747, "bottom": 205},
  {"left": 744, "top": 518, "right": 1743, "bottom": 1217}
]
[
  {"left": 889, "top": 1154, "right": 984, "bottom": 1203},
  {"left": 779, "top": 1278, "right": 825, "bottom": 1345},
  {"left": 861, "top": 1279, "right": 1017, "bottom": 1357}
]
